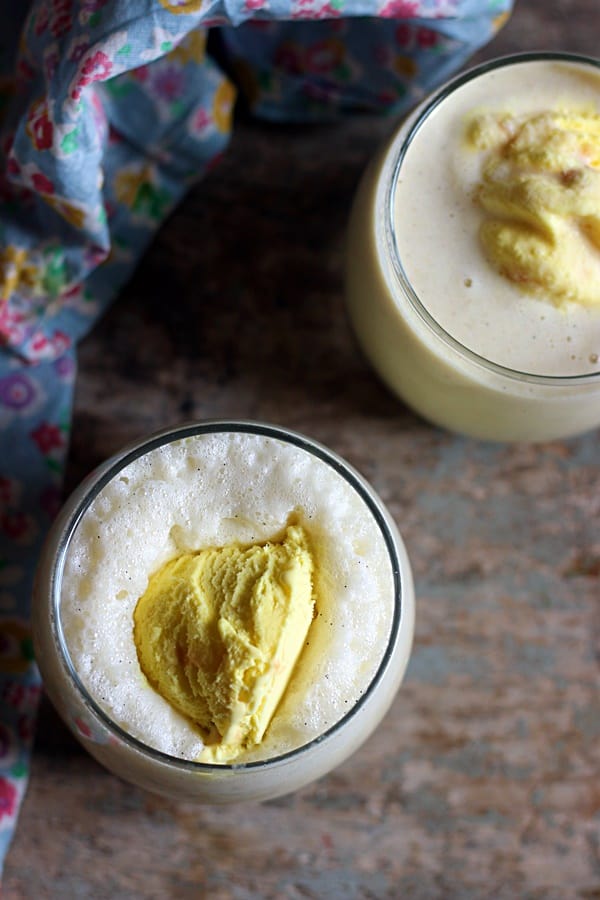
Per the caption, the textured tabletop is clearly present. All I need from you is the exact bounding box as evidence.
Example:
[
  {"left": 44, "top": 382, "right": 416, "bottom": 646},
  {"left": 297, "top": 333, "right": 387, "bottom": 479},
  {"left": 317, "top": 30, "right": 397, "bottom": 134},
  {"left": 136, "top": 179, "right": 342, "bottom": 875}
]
[{"left": 4, "top": 1, "right": 600, "bottom": 897}]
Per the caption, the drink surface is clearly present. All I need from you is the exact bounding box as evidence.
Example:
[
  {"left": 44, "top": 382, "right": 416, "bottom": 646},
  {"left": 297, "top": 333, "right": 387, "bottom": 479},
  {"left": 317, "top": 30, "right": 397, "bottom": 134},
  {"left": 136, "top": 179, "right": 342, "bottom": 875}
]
[
  {"left": 60, "top": 431, "right": 395, "bottom": 763},
  {"left": 393, "top": 59, "right": 600, "bottom": 377}
]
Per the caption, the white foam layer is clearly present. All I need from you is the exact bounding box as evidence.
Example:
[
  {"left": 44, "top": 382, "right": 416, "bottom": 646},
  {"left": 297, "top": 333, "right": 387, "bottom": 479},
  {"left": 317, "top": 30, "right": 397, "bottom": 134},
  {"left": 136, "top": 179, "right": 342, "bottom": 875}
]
[
  {"left": 60, "top": 431, "right": 395, "bottom": 762},
  {"left": 394, "top": 59, "right": 600, "bottom": 376}
]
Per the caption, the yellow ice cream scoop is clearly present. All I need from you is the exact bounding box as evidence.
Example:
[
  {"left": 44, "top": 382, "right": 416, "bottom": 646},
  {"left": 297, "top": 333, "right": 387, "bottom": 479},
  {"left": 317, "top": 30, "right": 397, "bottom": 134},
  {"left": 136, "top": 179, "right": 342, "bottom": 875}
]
[
  {"left": 466, "top": 108, "right": 600, "bottom": 307},
  {"left": 133, "top": 524, "right": 315, "bottom": 763}
]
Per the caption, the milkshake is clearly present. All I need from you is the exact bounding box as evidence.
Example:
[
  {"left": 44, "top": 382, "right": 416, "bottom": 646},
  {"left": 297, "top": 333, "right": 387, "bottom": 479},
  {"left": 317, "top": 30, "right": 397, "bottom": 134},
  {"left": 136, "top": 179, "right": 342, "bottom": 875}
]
[
  {"left": 346, "top": 53, "right": 600, "bottom": 441},
  {"left": 32, "top": 422, "right": 414, "bottom": 802}
]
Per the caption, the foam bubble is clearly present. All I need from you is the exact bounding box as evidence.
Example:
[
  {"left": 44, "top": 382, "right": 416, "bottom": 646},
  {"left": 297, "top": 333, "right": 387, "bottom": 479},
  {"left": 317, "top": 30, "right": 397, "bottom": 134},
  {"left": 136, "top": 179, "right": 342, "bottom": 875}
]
[{"left": 60, "top": 431, "right": 395, "bottom": 762}]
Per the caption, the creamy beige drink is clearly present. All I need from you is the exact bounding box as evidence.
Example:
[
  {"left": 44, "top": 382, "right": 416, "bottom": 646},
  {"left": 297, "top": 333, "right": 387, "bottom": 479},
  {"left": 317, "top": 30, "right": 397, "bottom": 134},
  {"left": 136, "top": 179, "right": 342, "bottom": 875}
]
[
  {"left": 346, "top": 54, "right": 600, "bottom": 442},
  {"left": 33, "top": 422, "right": 414, "bottom": 802}
]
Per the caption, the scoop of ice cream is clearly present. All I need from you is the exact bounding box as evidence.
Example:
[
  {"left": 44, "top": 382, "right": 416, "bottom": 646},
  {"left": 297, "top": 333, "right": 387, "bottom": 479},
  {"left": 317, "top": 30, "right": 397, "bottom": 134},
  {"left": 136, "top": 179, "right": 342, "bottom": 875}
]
[
  {"left": 466, "top": 108, "right": 600, "bottom": 307},
  {"left": 133, "top": 524, "right": 315, "bottom": 763}
]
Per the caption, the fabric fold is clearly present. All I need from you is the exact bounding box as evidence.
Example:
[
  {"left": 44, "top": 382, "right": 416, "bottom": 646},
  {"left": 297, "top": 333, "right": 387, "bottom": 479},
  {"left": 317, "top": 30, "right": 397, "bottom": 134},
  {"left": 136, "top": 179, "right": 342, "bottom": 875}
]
[{"left": 0, "top": 0, "right": 512, "bottom": 873}]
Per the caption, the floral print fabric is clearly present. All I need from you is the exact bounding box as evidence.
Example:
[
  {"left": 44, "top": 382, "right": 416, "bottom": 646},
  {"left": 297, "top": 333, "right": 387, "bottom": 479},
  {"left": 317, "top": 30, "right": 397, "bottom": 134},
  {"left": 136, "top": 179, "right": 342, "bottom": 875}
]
[{"left": 0, "top": 0, "right": 511, "bottom": 871}]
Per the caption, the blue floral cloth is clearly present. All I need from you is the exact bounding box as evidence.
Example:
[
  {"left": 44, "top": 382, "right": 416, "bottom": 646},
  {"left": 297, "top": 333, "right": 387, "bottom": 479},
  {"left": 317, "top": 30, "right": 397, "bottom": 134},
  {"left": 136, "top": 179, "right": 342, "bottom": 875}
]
[{"left": 0, "top": 0, "right": 512, "bottom": 870}]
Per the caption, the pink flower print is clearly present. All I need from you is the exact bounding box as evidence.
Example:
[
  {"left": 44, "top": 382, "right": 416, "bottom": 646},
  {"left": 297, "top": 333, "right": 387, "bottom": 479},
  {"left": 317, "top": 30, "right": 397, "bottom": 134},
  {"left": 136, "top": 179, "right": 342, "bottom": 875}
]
[
  {"left": 31, "top": 172, "right": 55, "bottom": 195},
  {"left": 292, "top": 2, "right": 340, "bottom": 19},
  {"left": 417, "top": 27, "right": 438, "bottom": 49},
  {"left": 0, "top": 306, "right": 27, "bottom": 347},
  {"left": 31, "top": 421, "right": 65, "bottom": 454},
  {"left": 380, "top": 0, "right": 419, "bottom": 17},
  {"left": 0, "top": 373, "right": 36, "bottom": 411},
  {"left": 54, "top": 353, "right": 75, "bottom": 379},
  {"left": 245, "top": 0, "right": 267, "bottom": 10},
  {"left": 80, "top": 0, "right": 110, "bottom": 21},
  {"left": 71, "top": 50, "right": 113, "bottom": 102},
  {"left": 319, "top": 5, "right": 341, "bottom": 19},
  {"left": 69, "top": 38, "right": 90, "bottom": 65},
  {"left": 5, "top": 155, "right": 19, "bottom": 178},
  {"left": 50, "top": 0, "right": 73, "bottom": 39},
  {"left": 305, "top": 39, "right": 345, "bottom": 75},
  {"left": 28, "top": 334, "right": 50, "bottom": 356},
  {"left": 130, "top": 65, "right": 150, "bottom": 84},
  {"left": 395, "top": 23, "right": 414, "bottom": 48},
  {"left": 50, "top": 330, "right": 71, "bottom": 357},
  {"left": 84, "top": 244, "right": 107, "bottom": 267},
  {"left": 16, "top": 59, "right": 35, "bottom": 86},
  {"left": 152, "top": 65, "right": 185, "bottom": 102},
  {"left": 0, "top": 478, "right": 20, "bottom": 513},
  {"left": 3, "top": 130, "right": 15, "bottom": 158},
  {"left": 44, "top": 49, "right": 60, "bottom": 82},
  {"left": 90, "top": 91, "right": 108, "bottom": 141},
  {"left": 0, "top": 778, "right": 17, "bottom": 823},
  {"left": 62, "top": 284, "right": 81, "bottom": 302},
  {"left": 292, "top": 0, "right": 317, "bottom": 19},
  {"left": 108, "top": 124, "right": 123, "bottom": 147},
  {"left": 191, "top": 107, "right": 210, "bottom": 134},
  {"left": 34, "top": 4, "right": 49, "bottom": 35},
  {"left": 378, "top": 88, "right": 398, "bottom": 107},
  {"left": 83, "top": 50, "right": 113, "bottom": 81},
  {"left": 1, "top": 511, "right": 37, "bottom": 544},
  {"left": 26, "top": 99, "right": 54, "bottom": 152},
  {"left": 2, "top": 684, "right": 41, "bottom": 714}
]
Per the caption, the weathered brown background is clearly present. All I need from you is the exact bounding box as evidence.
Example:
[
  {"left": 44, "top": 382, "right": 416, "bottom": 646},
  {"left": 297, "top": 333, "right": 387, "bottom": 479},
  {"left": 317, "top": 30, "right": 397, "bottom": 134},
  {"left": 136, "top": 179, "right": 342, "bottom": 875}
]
[{"left": 5, "top": 1, "right": 600, "bottom": 897}]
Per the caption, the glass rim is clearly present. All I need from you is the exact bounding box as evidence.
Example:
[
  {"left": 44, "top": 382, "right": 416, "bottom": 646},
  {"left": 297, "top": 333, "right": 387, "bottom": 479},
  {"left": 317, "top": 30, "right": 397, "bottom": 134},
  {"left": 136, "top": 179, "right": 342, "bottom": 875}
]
[
  {"left": 386, "top": 50, "right": 600, "bottom": 387},
  {"left": 50, "top": 419, "right": 406, "bottom": 774}
]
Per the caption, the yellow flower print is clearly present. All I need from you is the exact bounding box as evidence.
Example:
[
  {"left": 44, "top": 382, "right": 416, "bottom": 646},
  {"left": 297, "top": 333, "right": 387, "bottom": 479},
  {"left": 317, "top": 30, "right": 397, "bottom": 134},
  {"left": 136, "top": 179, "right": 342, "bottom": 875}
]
[
  {"left": 394, "top": 55, "right": 418, "bottom": 79},
  {"left": 212, "top": 78, "right": 236, "bottom": 134},
  {"left": 114, "top": 166, "right": 149, "bottom": 208},
  {"left": 0, "top": 247, "right": 39, "bottom": 299},
  {"left": 492, "top": 12, "right": 511, "bottom": 32},
  {"left": 0, "top": 247, "right": 27, "bottom": 299},
  {"left": 46, "top": 197, "right": 87, "bottom": 230},
  {"left": 0, "top": 620, "right": 34, "bottom": 675},
  {"left": 158, "top": 0, "right": 204, "bottom": 14},
  {"left": 169, "top": 28, "right": 206, "bottom": 64},
  {"left": 17, "top": 262, "right": 38, "bottom": 290},
  {"left": 306, "top": 38, "right": 346, "bottom": 74},
  {"left": 113, "top": 165, "right": 171, "bottom": 221}
]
